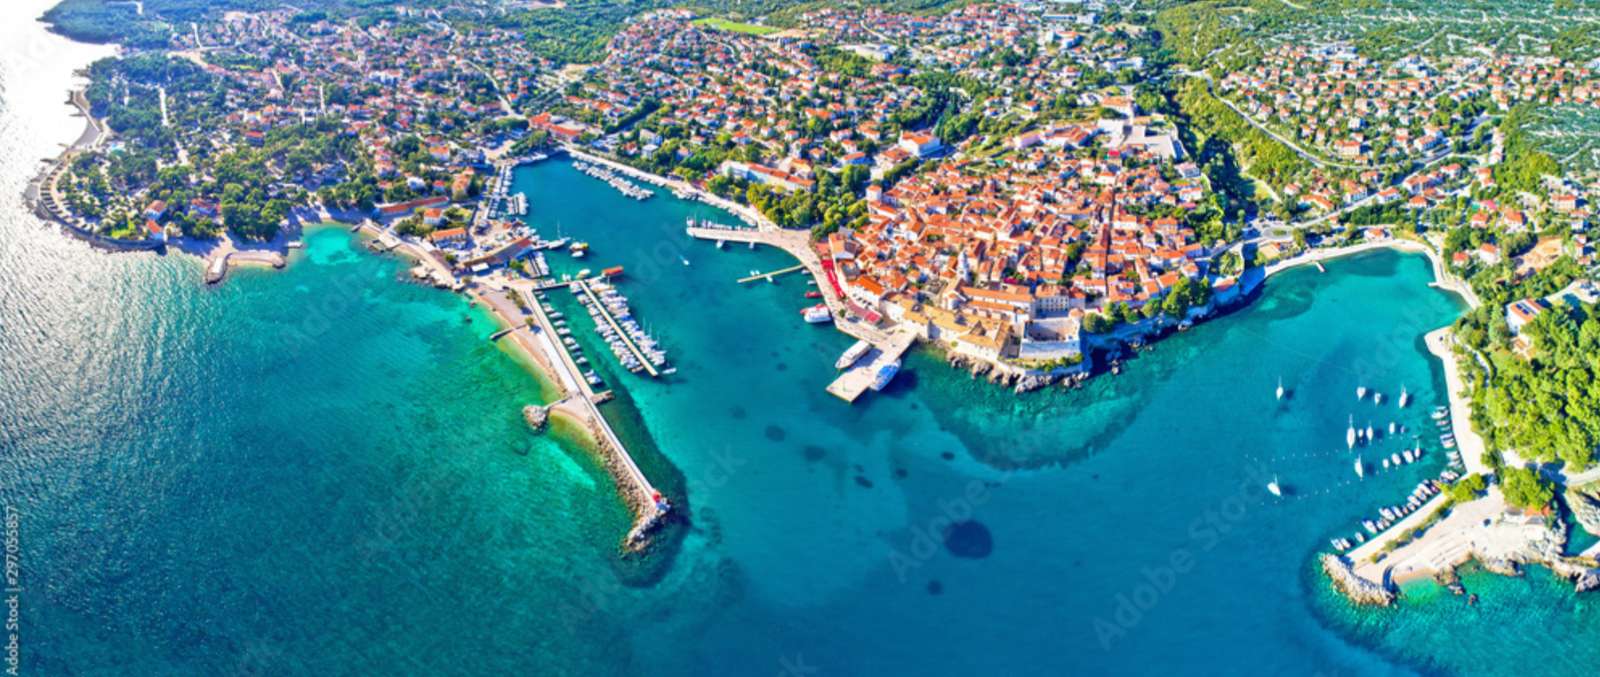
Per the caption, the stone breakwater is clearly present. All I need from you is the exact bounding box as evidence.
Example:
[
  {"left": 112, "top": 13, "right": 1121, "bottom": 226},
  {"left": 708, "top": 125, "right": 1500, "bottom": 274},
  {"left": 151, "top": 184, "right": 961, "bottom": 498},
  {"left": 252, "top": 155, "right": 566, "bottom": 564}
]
[
  {"left": 572, "top": 411, "right": 667, "bottom": 553},
  {"left": 1321, "top": 554, "right": 1396, "bottom": 606}
]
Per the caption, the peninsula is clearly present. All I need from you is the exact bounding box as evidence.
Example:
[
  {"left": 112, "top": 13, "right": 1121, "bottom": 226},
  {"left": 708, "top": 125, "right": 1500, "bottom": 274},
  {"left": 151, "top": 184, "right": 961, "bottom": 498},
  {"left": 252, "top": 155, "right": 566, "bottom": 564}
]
[{"left": 27, "top": 0, "right": 1600, "bottom": 601}]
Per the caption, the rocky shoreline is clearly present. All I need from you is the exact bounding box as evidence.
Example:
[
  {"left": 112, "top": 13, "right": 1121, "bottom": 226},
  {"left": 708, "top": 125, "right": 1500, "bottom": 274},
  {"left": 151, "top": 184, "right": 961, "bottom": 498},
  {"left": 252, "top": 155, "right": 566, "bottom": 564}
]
[{"left": 1321, "top": 554, "right": 1396, "bottom": 606}]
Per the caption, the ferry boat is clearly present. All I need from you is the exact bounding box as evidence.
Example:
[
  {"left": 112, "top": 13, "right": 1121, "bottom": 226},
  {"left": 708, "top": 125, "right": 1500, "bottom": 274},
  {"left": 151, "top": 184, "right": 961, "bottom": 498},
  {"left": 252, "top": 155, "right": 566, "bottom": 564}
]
[
  {"left": 869, "top": 359, "right": 901, "bottom": 392},
  {"left": 836, "top": 340, "right": 871, "bottom": 370},
  {"left": 801, "top": 304, "right": 832, "bottom": 324}
]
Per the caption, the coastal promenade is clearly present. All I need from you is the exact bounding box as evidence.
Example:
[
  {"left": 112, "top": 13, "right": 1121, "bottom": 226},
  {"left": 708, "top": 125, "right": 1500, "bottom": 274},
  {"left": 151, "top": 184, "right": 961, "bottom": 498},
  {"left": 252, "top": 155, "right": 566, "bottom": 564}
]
[
  {"left": 562, "top": 145, "right": 774, "bottom": 231},
  {"left": 686, "top": 223, "right": 921, "bottom": 404},
  {"left": 684, "top": 225, "right": 897, "bottom": 346},
  {"left": 1425, "top": 328, "right": 1491, "bottom": 476}
]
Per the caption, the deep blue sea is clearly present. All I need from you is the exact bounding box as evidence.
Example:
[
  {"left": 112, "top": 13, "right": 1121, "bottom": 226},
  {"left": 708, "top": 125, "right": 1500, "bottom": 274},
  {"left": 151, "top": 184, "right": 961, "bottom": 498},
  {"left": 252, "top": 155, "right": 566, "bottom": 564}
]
[{"left": 2, "top": 3, "right": 1597, "bottom": 674}]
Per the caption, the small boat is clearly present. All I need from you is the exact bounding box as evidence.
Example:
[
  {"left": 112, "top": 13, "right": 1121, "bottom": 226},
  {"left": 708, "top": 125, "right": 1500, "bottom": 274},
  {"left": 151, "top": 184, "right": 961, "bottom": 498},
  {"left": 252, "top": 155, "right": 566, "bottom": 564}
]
[
  {"left": 801, "top": 304, "right": 832, "bottom": 324},
  {"left": 1389, "top": 422, "right": 1398, "bottom": 435},
  {"left": 681, "top": 256, "right": 690, "bottom": 266},
  {"left": 1276, "top": 377, "right": 1284, "bottom": 401},
  {"left": 715, "top": 239, "right": 726, "bottom": 249},
  {"left": 1346, "top": 416, "right": 1357, "bottom": 449},
  {"left": 1431, "top": 407, "right": 1448, "bottom": 420},
  {"left": 1391, "top": 452, "right": 1402, "bottom": 466},
  {"left": 1403, "top": 449, "right": 1415, "bottom": 464},
  {"left": 1357, "top": 386, "right": 1367, "bottom": 400},
  {"left": 835, "top": 340, "right": 871, "bottom": 370},
  {"left": 805, "top": 291, "right": 822, "bottom": 299},
  {"left": 1354, "top": 456, "right": 1365, "bottom": 478},
  {"left": 1383, "top": 458, "right": 1391, "bottom": 470},
  {"left": 1374, "top": 392, "right": 1385, "bottom": 405},
  {"left": 1366, "top": 423, "right": 1375, "bottom": 441},
  {"left": 1398, "top": 386, "right": 1410, "bottom": 408},
  {"left": 869, "top": 359, "right": 901, "bottom": 392},
  {"left": 1267, "top": 476, "right": 1282, "bottom": 497}
]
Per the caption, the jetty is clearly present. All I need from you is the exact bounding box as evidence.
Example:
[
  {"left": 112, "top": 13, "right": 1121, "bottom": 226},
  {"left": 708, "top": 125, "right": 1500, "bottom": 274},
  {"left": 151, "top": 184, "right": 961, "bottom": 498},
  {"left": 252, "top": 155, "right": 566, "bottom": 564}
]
[
  {"left": 482, "top": 281, "right": 669, "bottom": 548},
  {"left": 827, "top": 330, "right": 916, "bottom": 402},
  {"left": 737, "top": 263, "right": 805, "bottom": 284}
]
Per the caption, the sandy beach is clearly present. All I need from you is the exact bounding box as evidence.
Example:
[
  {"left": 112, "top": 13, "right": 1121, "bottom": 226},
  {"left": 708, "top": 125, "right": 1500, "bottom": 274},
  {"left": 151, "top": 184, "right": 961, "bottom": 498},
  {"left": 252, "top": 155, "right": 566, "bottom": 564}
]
[{"left": 1262, "top": 236, "right": 1480, "bottom": 308}]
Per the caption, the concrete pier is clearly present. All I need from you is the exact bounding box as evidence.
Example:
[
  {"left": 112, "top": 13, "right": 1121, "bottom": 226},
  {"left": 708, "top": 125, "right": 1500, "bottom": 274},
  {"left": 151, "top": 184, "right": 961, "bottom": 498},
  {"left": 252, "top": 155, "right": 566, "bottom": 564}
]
[
  {"left": 826, "top": 330, "right": 916, "bottom": 402},
  {"left": 737, "top": 263, "right": 805, "bottom": 284}
]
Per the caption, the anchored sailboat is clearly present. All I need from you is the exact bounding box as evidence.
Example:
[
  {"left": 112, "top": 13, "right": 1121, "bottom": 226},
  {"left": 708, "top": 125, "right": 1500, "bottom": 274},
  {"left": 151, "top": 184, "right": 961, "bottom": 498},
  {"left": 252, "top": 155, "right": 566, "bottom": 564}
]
[
  {"left": 1267, "top": 476, "right": 1283, "bottom": 497},
  {"left": 1346, "top": 416, "right": 1357, "bottom": 449},
  {"left": 1354, "top": 456, "right": 1364, "bottom": 478},
  {"left": 1398, "top": 385, "right": 1410, "bottom": 409},
  {"left": 1275, "top": 377, "right": 1284, "bottom": 400}
]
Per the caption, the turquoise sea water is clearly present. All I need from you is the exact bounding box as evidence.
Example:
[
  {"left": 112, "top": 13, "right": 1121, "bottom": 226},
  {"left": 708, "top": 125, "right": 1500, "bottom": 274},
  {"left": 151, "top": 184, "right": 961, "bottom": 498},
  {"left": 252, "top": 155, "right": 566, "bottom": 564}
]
[{"left": 3, "top": 4, "right": 1599, "bottom": 672}]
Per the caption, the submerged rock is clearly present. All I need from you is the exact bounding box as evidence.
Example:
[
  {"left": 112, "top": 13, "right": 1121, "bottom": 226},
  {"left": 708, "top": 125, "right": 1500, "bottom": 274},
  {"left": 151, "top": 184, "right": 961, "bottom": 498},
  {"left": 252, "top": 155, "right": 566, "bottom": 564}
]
[{"left": 942, "top": 520, "right": 993, "bottom": 559}]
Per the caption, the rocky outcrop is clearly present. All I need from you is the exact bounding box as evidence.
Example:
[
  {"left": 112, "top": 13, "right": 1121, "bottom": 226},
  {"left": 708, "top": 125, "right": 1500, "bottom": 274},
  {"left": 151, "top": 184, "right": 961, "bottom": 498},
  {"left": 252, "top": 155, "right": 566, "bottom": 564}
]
[
  {"left": 1321, "top": 554, "right": 1396, "bottom": 606},
  {"left": 1567, "top": 486, "right": 1600, "bottom": 536},
  {"left": 1576, "top": 570, "right": 1600, "bottom": 593}
]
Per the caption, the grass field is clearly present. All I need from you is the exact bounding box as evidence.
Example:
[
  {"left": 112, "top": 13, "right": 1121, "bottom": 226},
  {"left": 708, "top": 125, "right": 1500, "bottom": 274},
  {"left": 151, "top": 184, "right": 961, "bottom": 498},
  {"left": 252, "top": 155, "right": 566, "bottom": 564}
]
[{"left": 692, "top": 17, "right": 782, "bottom": 36}]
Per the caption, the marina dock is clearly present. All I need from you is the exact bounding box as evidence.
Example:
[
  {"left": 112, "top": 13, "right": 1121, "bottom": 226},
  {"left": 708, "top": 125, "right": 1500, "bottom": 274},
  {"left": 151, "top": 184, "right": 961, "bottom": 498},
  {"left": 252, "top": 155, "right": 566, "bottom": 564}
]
[
  {"left": 826, "top": 330, "right": 916, "bottom": 402},
  {"left": 574, "top": 279, "right": 661, "bottom": 378}
]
